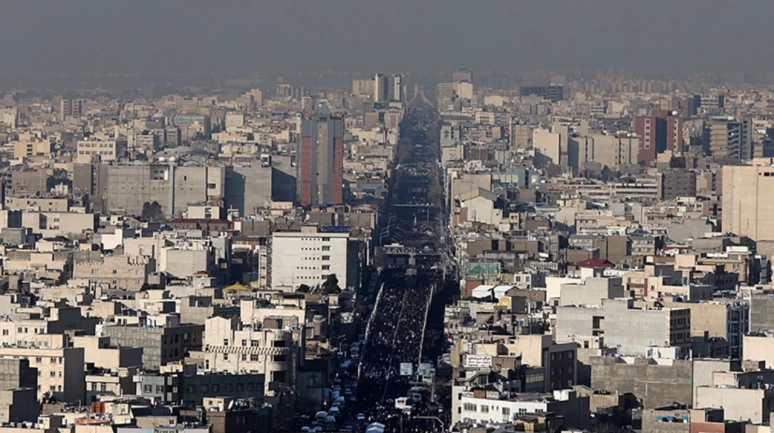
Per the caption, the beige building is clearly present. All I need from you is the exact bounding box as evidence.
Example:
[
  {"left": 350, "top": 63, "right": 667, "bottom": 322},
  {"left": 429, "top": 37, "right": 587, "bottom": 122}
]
[
  {"left": 199, "top": 316, "right": 300, "bottom": 395},
  {"left": 744, "top": 335, "right": 774, "bottom": 368},
  {"left": 5, "top": 197, "right": 70, "bottom": 212},
  {"left": 12, "top": 141, "right": 52, "bottom": 160},
  {"left": 71, "top": 336, "right": 143, "bottom": 371},
  {"left": 0, "top": 346, "right": 84, "bottom": 403},
  {"left": 534, "top": 130, "right": 561, "bottom": 164},
  {"left": 20, "top": 211, "right": 96, "bottom": 237},
  {"left": 72, "top": 254, "right": 155, "bottom": 291},
  {"left": 77, "top": 140, "right": 125, "bottom": 163},
  {"left": 351, "top": 79, "right": 374, "bottom": 98},
  {"left": 722, "top": 163, "right": 774, "bottom": 241}
]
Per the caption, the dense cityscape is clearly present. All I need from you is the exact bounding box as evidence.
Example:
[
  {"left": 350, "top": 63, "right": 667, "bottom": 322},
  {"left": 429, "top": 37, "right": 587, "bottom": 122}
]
[{"left": 6, "top": 4, "right": 774, "bottom": 433}]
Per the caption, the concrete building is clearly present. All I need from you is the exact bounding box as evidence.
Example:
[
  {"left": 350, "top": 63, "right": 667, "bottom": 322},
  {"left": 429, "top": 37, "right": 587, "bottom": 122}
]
[
  {"left": 77, "top": 140, "right": 125, "bottom": 163},
  {"left": 224, "top": 163, "right": 272, "bottom": 217},
  {"left": 11, "top": 169, "right": 51, "bottom": 196},
  {"left": 296, "top": 102, "right": 344, "bottom": 206},
  {"left": 12, "top": 141, "right": 52, "bottom": 160},
  {"left": 534, "top": 130, "right": 561, "bottom": 165},
  {"left": 0, "top": 346, "right": 84, "bottom": 403},
  {"left": 722, "top": 163, "right": 774, "bottom": 242},
  {"left": 743, "top": 334, "right": 774, "bottom": 368},
  {"left": 0, "top": 358, "right": 38, "bottom": 423},
  {"left": 271, "top": 226, "right": 358, "bottom": 292},
  {"left": 71, "top": 335, "right": 143, "bottom": 370},
  {"left": 657, "top": 169, "right": 697, "bottom": 200},
  {"left": 373, "top": 74, "right": 389, "bottom": 103},
  {"left": 556, "top": 298, "right": 691, "bottom": 357},
  {"left": 100, "top": 321, "right": 203, "bottom": 369},
  {"left": 199, "top": 316, "right": 300, "bottom": 396},
  {"left": 60, "top": 99, "right": 83, "bottom": 119},
  {"left": 351, "top": 79, "right": 374, "bottom": 98},
  {"left": 389, "top": 74, "right": 404, "bottom": 102},
  {"left": 590, "top": 356, "right": 736, "bottom": 409},
  {"left": 104, "top": 164, "right": 225, "bottom": 217},
  {"left": 72, "top": 254, "right": 154, "bottom": 291},
  {"left": 452, "top": 388, "right": 588, "bottom": 429},
  {"left": 705, "top": 118, "right": 752, "bottom": 162},
  {"left": 634, "top": 110, "right": 683, "bottom": 164},
  {"left": 520, "top": 85, "right": 564, "bottom": 102},
  {"left": 750, "top": 291, "right": 774, "bottom": 332}
]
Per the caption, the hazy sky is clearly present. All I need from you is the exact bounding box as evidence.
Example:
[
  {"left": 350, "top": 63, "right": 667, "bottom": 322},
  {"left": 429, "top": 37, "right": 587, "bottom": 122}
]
[{"left": 1, "top": 0, "right": 772, "bottom": 74}]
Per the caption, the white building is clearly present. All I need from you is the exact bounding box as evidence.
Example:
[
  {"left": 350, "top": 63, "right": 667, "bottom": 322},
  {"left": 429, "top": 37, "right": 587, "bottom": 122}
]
[{"left": 271, "top": 226, "right": 357, "bottom": 292}]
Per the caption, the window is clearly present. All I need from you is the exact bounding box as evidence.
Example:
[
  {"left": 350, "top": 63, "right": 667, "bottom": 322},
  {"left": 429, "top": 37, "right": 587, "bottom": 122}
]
[
  {"left": 143, "top": 385, "right": 152, "bottom": 393},
  {"left": 223, "top": 353, "right": 229, "bottom": 361},
  {"left": 226, "top": 384, "right": 233, "bottom": 392},
  {"left": 241, "top": 354, "right": 247, "bottom": 361},
  {"left": 463, "top": 403, "right": 477, "bottom": 412},
  {"left": 322, "top": 237, "right": 330, "bottom": 242},
  {"left": 100, "top": 383, "right": 106, "bottom": 392},
  {"left": 481, "top": 405, "right": 489, "bottom": 414},
  {"left": 273, "top": 355, "right": 287, "bottom": 363},
  {"left": 156, "top": 385, "right": 164, "bottom": 393},
  {"left": 223, "top": 339, "right": 229, "bottom": 346},
  {"left": 212, "top": 384, "right": 220, "bottom": 392},
  {"left": 1, "top": 330, "right": 6, "bottom": 336},
  {"left": 241, "top": 340, "right": 247, "bottom": 347},
  {"left": 518, "top": 409, "right": 527, "bottom": 416},
  {"left": 201, "top": 385, "right": 208, "bottom": 393},
  {"left": 271, "top": 371, "right": 286, "bottom": 383},
  {"left": 50, "top": 371, "right": 56, "bottom": 377},
  {"left": 251, "top": 354, "right": 260, "bottom": 362},
  {"left": 322, "top": 265, "right": 330, "bottom": 271},
  {"left": 322, "top": 246, "right": 330, "bottom": 251},
  {"left": 35, "top": 357, "right": 42, "bottom": 363},
  {"left": 502, "top": 407, "right": 510, "bottom": 416},
  {"left": 236, "top": 383, "right": 244, "bottom": 392},
  {"left": 251, "top": 340, "right": 260, "bottom": 347},
  {"left": 321, "top": 256, "right": 330, "bottom": 261},
  {"left": 273, "top": 340, "right": 286, "bottom": 348}
]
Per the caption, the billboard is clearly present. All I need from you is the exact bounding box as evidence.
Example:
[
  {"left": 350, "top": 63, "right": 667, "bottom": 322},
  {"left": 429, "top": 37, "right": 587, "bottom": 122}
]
[
  {"left": 417, "top": 363, "right": 434, "bottom": 376},
  {"left": 399, "top": 362, "right": 413, "bottom": 376},
  {"left": 466, "top": 262, "right": 501, "bottom": 279},
  {"left": 464, "top": 354, "right": 493, "bottom": 368}
]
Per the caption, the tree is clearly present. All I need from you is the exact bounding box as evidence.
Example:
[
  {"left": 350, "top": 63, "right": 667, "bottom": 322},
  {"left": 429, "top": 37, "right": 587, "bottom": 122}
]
[
  {"left": 321, "top": 274, "right": 341, "bottom": 294},
  {"left": 141, "top": 201, "right": 164, "bottom": 222}
]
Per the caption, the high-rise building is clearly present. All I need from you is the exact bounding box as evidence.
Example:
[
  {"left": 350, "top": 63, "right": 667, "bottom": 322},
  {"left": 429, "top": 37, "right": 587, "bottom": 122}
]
[
  {"left": 60, "top": 99, "right": 84, "bottom": 120},
  {"left": 520, "top": 85, "right": 564, "bottom": 102},
  {"left": 352, "top": 79, "right": 375, "bottom": 98},
  {"left": 722, "top": 162, "right": 774, "bottom": 241},
  {"left": 704, "top": 118, "right": 752, "bottom": 162},
  {"left": 389, "top": 74, "right": 404, "bottom": 102},
  {"left": 657, "top": 169, "right": 697, "bottom": 200},
  {"left": 437, "top": 82, "right": 456, "bottom": 106},
  {"left": 634, "top": 110, "right": 683, "bottom": 164},
  {"left": 373, "top": 74, "right": 389, "bottom": 103},
  {"left": 297, "top": 101, "right": 344, "bottom": 206}
]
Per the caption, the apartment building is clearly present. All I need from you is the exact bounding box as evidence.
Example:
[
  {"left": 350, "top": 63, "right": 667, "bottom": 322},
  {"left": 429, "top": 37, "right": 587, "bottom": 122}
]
[
  {"left": 271, "top": 226, "right": 358, "bottom": 292},
  {"left": 556, "top": 298, "right": 691, "bottom": 357},
  {"left": 100, "top": 320, "right": 203, "bottom": 369},
  {"left": 199, "top": 316, "right": 300, "bottom": 395},
  {"left": 77, "top": 140, "right": 125, "bottom": 163},
  {"left": 0, "top": 346, "right": 84, "bottom": 403}
]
